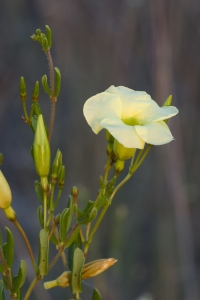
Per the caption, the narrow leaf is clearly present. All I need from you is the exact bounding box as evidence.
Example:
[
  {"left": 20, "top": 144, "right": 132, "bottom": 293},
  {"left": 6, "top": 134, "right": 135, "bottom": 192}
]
[
  {"left": 92, "top": 288, "right": 102, "bottom": 300},
  {"left": 71, "top": 248, "right": 85, "bottom": 294},
  {"left": 5, "top": 227, "right": 14, "bottom": 268},
  {"left": 12, "top": 260, "right": 27, "bottom": 292},
  {"left": 59, "top": 208, "right": 70, "bottom": 243},
  {"left": 38, "top": 230, "right": 49, "bottom": 278},
  {"left": 0, "top": 285, "right": 5, "bottom": 300},
  {"left": 68, "top": 233, "right": 82, "bottom": 271}
]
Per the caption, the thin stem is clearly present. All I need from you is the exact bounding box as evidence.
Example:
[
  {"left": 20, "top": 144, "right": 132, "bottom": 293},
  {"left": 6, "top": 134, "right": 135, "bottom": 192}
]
[
  {"left": 103, "top": 155, "right": 111, "bottom": 183},
  {"left": 24, "top": 277, "right": 39, "bottom": 300},
  {"left": 13, "top": 219, "right": 37, "bottom": 273},
  {"left": 54, "top": 188, "right": 62, "bottom": 210},
  {"left": 48, "top": 223, "right": 79, "bottom": 271},
  {"left": 130, "top": 145, "right": 152, "bottom": 174},
  {"left": 46, "top": 50, "right": 56, "bottom": 142},
  {"left": 0, "top": 248, "right": 16, "bottom": 300},
  {"left": 48, "top": 221, "right": 58, "bottom": 240},
  {"left": 43, "top": 191, "right": 47, "bottom": 229},
  {"left": 22, "top": 102, "right": 30, "bottom": 123}
]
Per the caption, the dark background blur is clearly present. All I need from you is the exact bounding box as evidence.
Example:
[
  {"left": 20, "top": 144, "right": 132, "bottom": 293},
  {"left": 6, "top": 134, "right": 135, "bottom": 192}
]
[{"left": 0, "top": 0, "right": 200, "bottom": 299}]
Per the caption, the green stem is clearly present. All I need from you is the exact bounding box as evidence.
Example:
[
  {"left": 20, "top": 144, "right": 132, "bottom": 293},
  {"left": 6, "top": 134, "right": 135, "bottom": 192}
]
[
  {"left": 22, "top": 101, "right": 30, "bottom": 123},
  {"left": 48, "top": 223, "right": 79, "bottom": 271},
  {"left": 54, "top": 188, "right": 62, "bottom": 210},
  {"left": 46, "top": 50, "right": 56, "bottom": 142},
  {"left": 130, "top": 145, "right": 152, "bottom": 174},
  {"left": 43, "top": 191, "right": 47, "bottom": 229},
  {"left": 0, "top": 248, "right": 16, "bottom": 300},
  {"left": 13, "top": 219, "right": 37, "bottom": 273},
  {"left": 24, "top": 277, "right": 39, "bottom": 300}
]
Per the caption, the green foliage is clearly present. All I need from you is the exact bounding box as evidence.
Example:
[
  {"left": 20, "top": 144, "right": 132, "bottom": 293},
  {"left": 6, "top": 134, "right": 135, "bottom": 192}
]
[
  {"left": 38, "top": 230, "right": 49, "bottom": 278},
  {"left": 12, "top": 260, "right": 27, "bottom": 293},
  {"left": 71, "top": 248, "right": 85, "bottom": 294},
  {"left": 92, "top": 288, "right": 102, "bottom": 300}
]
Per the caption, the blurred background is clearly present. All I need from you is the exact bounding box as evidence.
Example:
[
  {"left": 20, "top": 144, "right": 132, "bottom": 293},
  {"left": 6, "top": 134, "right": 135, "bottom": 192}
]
[{"left": 0, "top": 0, "right": 200, "bottom": 299}]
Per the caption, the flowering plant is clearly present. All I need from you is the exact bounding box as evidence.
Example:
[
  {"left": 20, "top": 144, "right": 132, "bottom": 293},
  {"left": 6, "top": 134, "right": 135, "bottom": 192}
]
[{"left": 0, "top": 26, "right": 178, "bottom": 300}]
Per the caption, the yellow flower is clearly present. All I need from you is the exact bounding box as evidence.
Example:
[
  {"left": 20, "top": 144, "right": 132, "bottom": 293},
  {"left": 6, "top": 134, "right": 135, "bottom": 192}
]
[
  {"left": 0, "top": 170, "right": 16, "bottom": 221},
  {"left": 83, "top": 86, "right": 178, "bottom": 149}
]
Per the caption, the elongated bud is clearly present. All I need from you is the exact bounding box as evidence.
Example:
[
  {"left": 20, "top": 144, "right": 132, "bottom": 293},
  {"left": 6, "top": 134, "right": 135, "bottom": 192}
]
[
  {"left": 32, "top": 81, "right": 39, "bottom": 102},
  {"left": 54, "top": 67, "right": 61, "bottom": 98},
  {"left": 51, "top": 149, "right": 62, "bottom": 183},
  {"left": 162, "top": 95, "right": 172, "bottom": 107},
  {"left": 58, "top": 166, "right": 65, "bottom": 188},
  {"left": 0, "top": 171, "right": 16, "bottom": 221},
  {"left": 113, "top": 140, "right": 135, "bottom": 161},
  {"left": 0, "top": 171, "right": 12, "bottom": 210},
  {"left": 45, "top": 25, "right": 52, "bottom": 48},
  {"left": 19, "top": 77, "right": 27, "bottom": 101},
  {"left": 33, "top": 115, "right": 50, "bottom": 189},
  {"left": 114, "top": 160, "right": 124, "bottom": 174},
  {"left": 105, "top": 130, "right": 114, "bottom": 143},
  {"left": 41, "top": 75, "right": 51, "bottom": 97},
  {"left": 44, "top": 258, "right": 117, "bottom": 289}
]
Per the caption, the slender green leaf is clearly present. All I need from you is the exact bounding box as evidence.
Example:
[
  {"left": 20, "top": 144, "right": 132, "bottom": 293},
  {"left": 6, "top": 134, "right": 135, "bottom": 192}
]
[
  {"left": 0, "top": 285, "right": 5, "bottom": 300},
  {"left": 12, "top": 260, "right": 27, "bottom": 292},
  {"left": 38, "top": 230, "right": 49, "bottom": 278},
  {"left": 68, "top": 233, "right": 82, "bottom": 271},
  {"left": 71, "top": 248, "right": 85, "bottom": 294},
  {"left": 59, "top": 208, "right": 70, "bottom": 242},
  {"left": 37, "top": 206, "right": 44, "bottom": 228},
  {"left": 0, "top": 264, "right": 4, "bottom": 273},
  {"left": 92, "top": 288, "right": 102, "bottom": 300},
  {"left": 66, "top": 225, "right": 81, "bottom": 248},
  {"left": 5, "top": 227, "right": 14, "bottom": 268}
]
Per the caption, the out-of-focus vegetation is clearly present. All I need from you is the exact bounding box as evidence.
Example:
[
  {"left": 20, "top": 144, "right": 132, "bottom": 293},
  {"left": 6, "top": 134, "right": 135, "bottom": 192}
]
[{"left": 0, "top": 1, "right": 200, "bottom": 299}]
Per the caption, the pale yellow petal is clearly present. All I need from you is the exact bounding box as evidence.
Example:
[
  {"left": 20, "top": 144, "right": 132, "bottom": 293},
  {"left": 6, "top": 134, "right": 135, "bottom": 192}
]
[
  {"left": 100, "top": 118, "right": 145, "bottom": 149},
  {"left": 134, "top": 121, "right": 174, "bottom": 145},
  {"left": 83, "top": 92, "right": 122, "bottom": 134}
]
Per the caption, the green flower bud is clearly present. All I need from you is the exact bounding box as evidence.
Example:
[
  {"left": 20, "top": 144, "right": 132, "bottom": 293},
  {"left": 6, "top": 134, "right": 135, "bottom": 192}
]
[
  {"left": 51, "top": 149, "right": 62, "bottom": 183},
  {"left": 33, "top": 115, "right": 50, "bottom": 189},
  {"left": 71, "top": 186, "right": 79, "bottom": 196},
  {"left": 113, "top": 139, "right": 135, "bottom": 161},
  {"left": 162, "top": 95, "right": 172, "bottom": 107},
  {"left": 32, "top": 81, "right": 39, "bottom": 102},
  {"left": 114, "top": 160, "right": 124, "bottom": 173},
  {"left": 105, "top": 130, "right": 114, "bottom": 143},
  {"left": 0, "top": 171, "right": 12, "bottom": 210},
  {"left": 58, "top": 166, "right": 65, "bottom": 188},
  {"left": 19, "top": 77, "right": 27, "bottom": 101},
  {"left": 106, "top": 142, "right": 113, "bottom": 155},
  {"left": 0, "top": 171, "right": 16, "bottom": 221}
]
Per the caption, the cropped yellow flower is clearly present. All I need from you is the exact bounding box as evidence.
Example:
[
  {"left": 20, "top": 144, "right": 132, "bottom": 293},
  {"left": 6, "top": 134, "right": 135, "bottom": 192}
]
[{"left": 83, "top": 86, "right": 178, "bottom": 149}]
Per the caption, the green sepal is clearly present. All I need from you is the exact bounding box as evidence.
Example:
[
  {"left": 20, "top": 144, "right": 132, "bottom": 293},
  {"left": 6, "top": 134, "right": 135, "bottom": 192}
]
[
  {"left": 37, "top": 229, "right": 49, "bottom": 278},
  {"left": 19, "top": 77, "right": 27, "bottom": 101},
  {"left": 0, "top": 284, "right": 5, "bottom": 300},
  {"left": 41, "top": 75, "right": 51, "bottom": 97},
  {"left": 59, "top": 208, "right": 70, "bottom": 243},
  {"left": 12, "top": 260, "right": 27, "bottom": 293},
  {"left": 37, "top": 206, "right": 44, "bottom": 228},
  {"left": 32, "top": 81, "right": 39, "bottom": 102},
  {"left": 68, "top": 233, "right": 82, "bottom": 271},
  {"left": 0, "top": 265, "right": 4, "bottom": 273},
  {"left": 78, "top": 207, "right": 97, "bottom": 225},
  {"left": 66, "top": 225, "right": 81, "bottom": 248},
  {"left": 45, "top": 25, "right": 52, "bottom": 48},
  {"left": 50, "top": 235, "right": 59, "bottom": 246},
  {"left": 71, "top": 248, "right": 85, "bottom": 294},
  {"left": 92, "top": 288, "right": 102, "bottom": 300},
  {"left": 36, "top": 29, "right": 41, "bottom": 36},
  {"left": 54, "top": 67, "right": 61, "bottom": 98},
  {"left": 5, "top": 227, "right": 14, "bottom": 268}
]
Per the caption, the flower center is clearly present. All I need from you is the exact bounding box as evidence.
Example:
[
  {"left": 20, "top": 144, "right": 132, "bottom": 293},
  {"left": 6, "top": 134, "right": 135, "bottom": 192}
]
[{"left": 122, "top": 117, "right": 139, "bottom": 126}]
